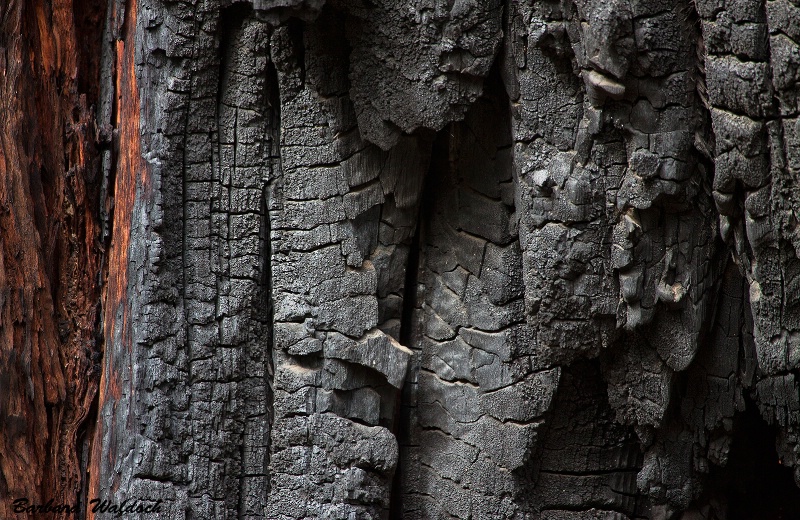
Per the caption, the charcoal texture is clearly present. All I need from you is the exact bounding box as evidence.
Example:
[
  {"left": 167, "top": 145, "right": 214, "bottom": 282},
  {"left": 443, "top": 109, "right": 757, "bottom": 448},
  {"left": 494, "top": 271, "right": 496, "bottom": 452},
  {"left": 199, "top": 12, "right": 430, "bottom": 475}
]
[{"left": 3, "top": 0, "right": 800, "bottom": 518}]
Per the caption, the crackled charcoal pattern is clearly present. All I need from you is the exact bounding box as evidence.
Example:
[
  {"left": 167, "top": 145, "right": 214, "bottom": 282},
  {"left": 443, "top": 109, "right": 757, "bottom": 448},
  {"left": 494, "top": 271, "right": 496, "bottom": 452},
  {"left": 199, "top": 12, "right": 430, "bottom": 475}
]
[{"left": 2, "top": 0, "right": 800, "bottom": 518}]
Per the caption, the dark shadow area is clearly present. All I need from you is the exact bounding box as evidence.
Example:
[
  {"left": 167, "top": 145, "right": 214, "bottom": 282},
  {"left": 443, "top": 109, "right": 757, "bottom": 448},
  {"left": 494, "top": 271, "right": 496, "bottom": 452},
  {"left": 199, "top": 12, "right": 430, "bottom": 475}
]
[
  {"left": 387, "top": 121, "right": 440, "bottom": 520},
  {"left": 713, "top": 402, "right": 800, "bottom": 520},
  {"left": 532, "top": 359, "right": 647, "bottom": 517}
]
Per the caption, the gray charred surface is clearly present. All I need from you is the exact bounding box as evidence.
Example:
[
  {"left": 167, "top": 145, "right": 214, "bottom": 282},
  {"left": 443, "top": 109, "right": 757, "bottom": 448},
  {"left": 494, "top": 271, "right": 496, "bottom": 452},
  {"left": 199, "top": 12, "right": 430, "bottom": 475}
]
[{"left": 2, "top": 0, "right": 800, "bottom": 519}]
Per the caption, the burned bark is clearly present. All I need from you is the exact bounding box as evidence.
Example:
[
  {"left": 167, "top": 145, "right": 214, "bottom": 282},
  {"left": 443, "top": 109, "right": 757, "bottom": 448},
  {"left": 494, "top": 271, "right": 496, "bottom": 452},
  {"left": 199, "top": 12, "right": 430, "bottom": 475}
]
[{"left": 2, "top": 0, "right": 800, "bottom": 519}]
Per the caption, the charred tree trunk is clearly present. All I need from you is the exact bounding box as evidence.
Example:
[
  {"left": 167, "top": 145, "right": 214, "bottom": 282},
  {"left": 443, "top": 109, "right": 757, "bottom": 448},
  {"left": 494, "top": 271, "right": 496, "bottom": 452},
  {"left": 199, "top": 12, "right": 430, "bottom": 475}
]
[{"left": 2, "top": 0, "right": 800, "bottom": 519}]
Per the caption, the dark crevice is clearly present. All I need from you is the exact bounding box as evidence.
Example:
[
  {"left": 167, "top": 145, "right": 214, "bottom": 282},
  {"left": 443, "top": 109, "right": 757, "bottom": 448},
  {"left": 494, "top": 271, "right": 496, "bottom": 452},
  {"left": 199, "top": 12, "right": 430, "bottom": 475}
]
[
  {"left": 74, "top": 0, "right": 107, "bottom": 103},
  {"left": 286, "top": 18, "right": 306, "bottom": 86},
  {"left": 398, "top": 181, "right": 427, "bottom": 293},
  {"left": 698, "top": 399, "right": 800, "bottom": 519},
  {"left": 389, "top": 130, "right": 441, "bottom": 520},
  {"left": 262, "top": 46, "right": 282, "bottom": 504},
  {"left": 97, "top": 0, "right": 119, "bottom": 283}
]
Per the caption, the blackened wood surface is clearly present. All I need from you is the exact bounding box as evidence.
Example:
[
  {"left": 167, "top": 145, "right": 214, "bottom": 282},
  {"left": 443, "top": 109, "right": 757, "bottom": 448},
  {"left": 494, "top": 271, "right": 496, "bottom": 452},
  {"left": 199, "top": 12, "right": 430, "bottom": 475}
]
[{"left": 2, "top": 0, "right": 800, "bottom": 519}]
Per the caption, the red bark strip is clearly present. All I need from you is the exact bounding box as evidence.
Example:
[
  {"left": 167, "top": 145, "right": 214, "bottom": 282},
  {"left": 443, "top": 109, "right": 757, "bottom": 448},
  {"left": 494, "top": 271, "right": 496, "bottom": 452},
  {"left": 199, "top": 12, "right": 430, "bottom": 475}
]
[
  {"left": 0, "top": 1, "right": 107, "bottom": 519},
  {"left": 87, "top": 0, "right": 148, "bottom": 514}
]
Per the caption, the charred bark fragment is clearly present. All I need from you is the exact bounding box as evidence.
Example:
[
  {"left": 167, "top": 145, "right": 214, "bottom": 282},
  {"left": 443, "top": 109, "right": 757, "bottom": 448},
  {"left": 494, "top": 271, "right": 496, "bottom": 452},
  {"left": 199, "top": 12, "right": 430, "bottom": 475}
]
[
  {"left": 4, "top": 0, "right": 800, "bottom": 518},
  {"left": 86, "top": 0, "right": 279, "bottom": 516}
]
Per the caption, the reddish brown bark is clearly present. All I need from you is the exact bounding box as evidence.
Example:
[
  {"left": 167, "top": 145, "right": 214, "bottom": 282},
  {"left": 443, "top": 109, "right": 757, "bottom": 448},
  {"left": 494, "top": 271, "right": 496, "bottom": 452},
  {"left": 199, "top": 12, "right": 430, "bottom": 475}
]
[
  {"left": 86, "top": 0, "right": 148, "bottom": 511},
  {"left": 0, "top": 1, "right": 106, "bottom": 518}
]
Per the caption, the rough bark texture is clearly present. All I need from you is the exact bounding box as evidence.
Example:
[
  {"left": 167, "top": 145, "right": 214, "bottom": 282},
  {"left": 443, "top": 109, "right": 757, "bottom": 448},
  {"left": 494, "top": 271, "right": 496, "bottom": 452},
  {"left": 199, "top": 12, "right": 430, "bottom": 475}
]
[
  {"left": 0, "top": 1, "right": 106, "bottom": 518},
  {"left": 2, "top": 0, "right": 800, "bottom": 519}
]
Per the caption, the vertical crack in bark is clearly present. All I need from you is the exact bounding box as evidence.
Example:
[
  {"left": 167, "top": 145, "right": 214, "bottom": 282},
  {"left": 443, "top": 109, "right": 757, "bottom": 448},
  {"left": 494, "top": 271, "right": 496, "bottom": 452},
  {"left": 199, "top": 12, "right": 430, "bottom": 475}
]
[
  {"left": 265, "top": 8, "right": 430, "bottom": 514},
  {"left": 389, "top": 147, "right": 433, "bottom": 519},
  {"left": 262, "top": 56, "right": 281, "bottom": 503},
  {"left": 398, "top": 186, "right": 425, "bottom": 351}
]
